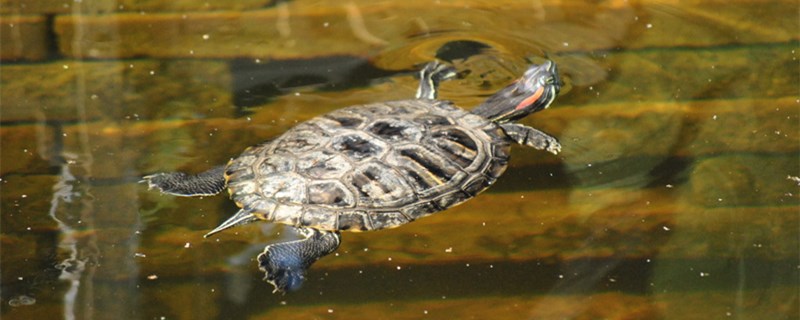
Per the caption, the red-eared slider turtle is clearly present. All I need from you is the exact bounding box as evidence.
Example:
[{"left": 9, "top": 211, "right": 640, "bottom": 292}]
[{"left": 144, "top": 60, "right": 561, "bottom": 293}]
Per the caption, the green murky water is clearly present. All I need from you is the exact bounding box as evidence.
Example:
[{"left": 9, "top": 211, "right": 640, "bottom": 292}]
[{"left": 1, "top": 1, "right": 798, "bottom": 319}]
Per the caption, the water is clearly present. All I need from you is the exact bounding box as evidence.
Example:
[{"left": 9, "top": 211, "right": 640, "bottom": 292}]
[{"left": 1, "top": 1, "right": 798, "bottom": 319}]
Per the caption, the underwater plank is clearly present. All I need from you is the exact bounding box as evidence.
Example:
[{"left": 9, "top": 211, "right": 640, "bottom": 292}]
[
  {"left": 0, "top": 15, "right": 49, "bottom": 61},
  {"left": 0, "top": 125, "right": 54, "bottom": 176},
  {"left": 49, "top": 0, "right": 798, "bottom": 59},
  {"left": 554, "top": 43, "right": 800, "bottom": 106},
  {"left": 0, "top": 0, "right": 276, "bottom": 14},
  {"left": 0, "top": 60, "right": 233, "bottom": 123},
  {"left": 2, "top": 42, "right": 795, "bottom": 122},
  {"left": 541, "top": 96, "right": 800, "bottom": 165},
  {"left": 247, "top": 288, "right": 796, "bottom": 320}
]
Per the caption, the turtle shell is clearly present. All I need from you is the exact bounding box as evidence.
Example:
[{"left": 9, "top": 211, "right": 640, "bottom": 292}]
[{"left": 224, "top": 99, "right": 511, "bottom": 231}]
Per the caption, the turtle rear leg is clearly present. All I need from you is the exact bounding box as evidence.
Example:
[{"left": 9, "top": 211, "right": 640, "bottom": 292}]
[
  {"left": 416, "top": 61, "right": 457, "bottom": 100},
  {"left": 500, "top": 123, "right": 561, "bottom": 155},
  {"left": 142, "top": 165, "right": 226, "bottom": 197},
  {"left": 258, "top": 228, "right": 341, "bottom": 293}
]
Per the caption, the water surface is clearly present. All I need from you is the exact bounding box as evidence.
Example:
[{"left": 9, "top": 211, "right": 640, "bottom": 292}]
[{"left": 1, "top": 1, "right": 798, "bottom": 319}]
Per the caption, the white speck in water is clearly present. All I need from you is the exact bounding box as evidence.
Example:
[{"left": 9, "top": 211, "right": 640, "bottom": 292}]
[
  {"left": 62, "top": 64, "right": 69, "bottom": 69},
  {"left": 445, "top": 247, "right": 453, "bottom": 253},
  {"left": 663, "top": 226, "right": 671, "bottom": 231},
  {"left": 327, "top": 309, "right": 334, "bottom": 313},
  {"left": 363, "top": 247, "right": 369, "bottom": 252},
  {"left": 646, "top": 23, "right": 653, "bottom": 29},
  {"left": 424, "top": 310, "right": 429, "bottom": 314},
  {"left": 20, "top": 194, "right": 27, "bottom": 198},
  {"left": 294, "top": 92, "right": 300, "bottom": 96},
  {"left": 700, "top": 272, "right": 710, "bottom": 277},
  {"left": 718, "top": 198, "right": 723, "bottom": 202},
  {"left": 396, "top": 266, "right": 401, "bottom": 270},
  {"left": 149, "top": 70, "right": 155, "bottom": 75},
  {"left": 558, "top": 274, "right": 564, "bottom": 279},
  {"left": 562, "top": 42, "right": 569, "bottom": 47},
  {"left": 202, "top": 34, "right": 210, "bottom": 40},
  {"left": 586, "top": 163, "right": 593, "bottom": 167},
  {"left": 147, "top": 274, "right": 158, "bottom": 280},
  {"left": 323, "top": 22, "right": 330, "bottom": 27},
  {"left": 18, "top": 277, "right": 23, "bottom": 280},
  {"left": 387, "top": 257, "right": 392, "bottom": 261},
  {"left": 134, "top": 253, "right": 146, "bottom": 258},
  {"left": 129, "top": 64, "right": 134, "bottom": 68},
  {"left": 189, "top": 49, "right": 195, "bottom": 55},
  {"left": 184, "top": 242, "right": 191, "bottom": 248},
  {"left": 713, "top": 114, "right": 718, "bottom": 120},
  {"left": 255, "top": 58, "right": 261, "bottom": 63},
  {"left": 609, "top": 277, "right": 617, "bottom": 282},
  {"left": 666, "top": 184, "right": 673, "bottom": 188}
]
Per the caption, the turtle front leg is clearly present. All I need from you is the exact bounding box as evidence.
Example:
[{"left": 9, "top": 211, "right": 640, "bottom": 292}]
[
  {"left": 500, "top": 123, "right": 561, "bottom": 155},
  {"left": 142, "top": 165, "right": 227, "bottom": 197},
  {"left": 416, "top": 61, "right": 457, "bottom": 100},
  {"left": 258, "top": 229, "right": 341, "bottom": 293}
]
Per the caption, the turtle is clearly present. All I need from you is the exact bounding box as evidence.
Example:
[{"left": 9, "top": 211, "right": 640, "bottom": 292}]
[{"left": 143, "top": 60, "right": 562, "bottom": 293}]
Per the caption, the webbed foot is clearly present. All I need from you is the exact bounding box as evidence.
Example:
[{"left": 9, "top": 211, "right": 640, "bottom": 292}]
[{"left": 257, "top": 229, "right": 341, "bottom": 293}]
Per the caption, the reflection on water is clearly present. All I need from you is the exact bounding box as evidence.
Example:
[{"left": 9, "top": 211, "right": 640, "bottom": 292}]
[{"left": 1, "top": 1, "right": 798, "bottom": 319}]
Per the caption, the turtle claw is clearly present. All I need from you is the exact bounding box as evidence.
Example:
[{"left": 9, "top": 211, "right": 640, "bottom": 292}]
[
  {"left": 258, "top": 252, "right": 305, "bottom": 293},
  {"left": 546, "top": 138, "right": 562, "bottom": 155}
]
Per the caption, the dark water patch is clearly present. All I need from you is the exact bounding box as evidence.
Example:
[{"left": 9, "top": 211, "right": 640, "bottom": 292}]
[
  {"left": 434, "top": 40, "right": 493, "bottom": 62},
  {"left": 231, "top": 56, "right": 397, "bottom": 111},
  {"left": 43, "top": 15, "right": 63, "bottom": 61}
]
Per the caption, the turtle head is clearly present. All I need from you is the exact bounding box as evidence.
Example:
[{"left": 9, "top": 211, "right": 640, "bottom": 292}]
[{"left": 471, "top": 60, "right": 561, "bottom": 123}]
